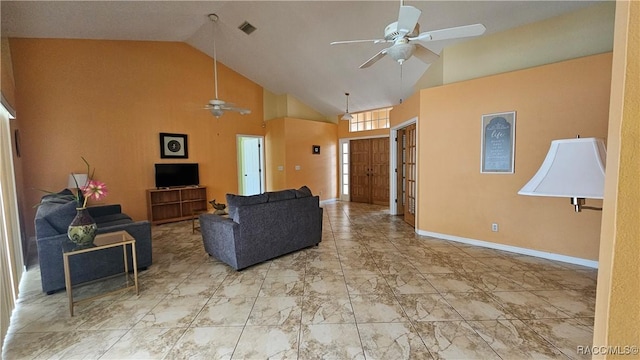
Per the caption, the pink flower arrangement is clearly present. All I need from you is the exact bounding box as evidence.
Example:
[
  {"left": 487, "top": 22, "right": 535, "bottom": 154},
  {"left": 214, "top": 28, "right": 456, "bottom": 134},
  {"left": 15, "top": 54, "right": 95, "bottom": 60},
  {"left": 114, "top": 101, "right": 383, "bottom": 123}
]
[
  {"left": 80, "top": 180, "right": 108, "bottom": 208},
  {"left": 70, "top": 157, "right": 109, "bottom": 208}
]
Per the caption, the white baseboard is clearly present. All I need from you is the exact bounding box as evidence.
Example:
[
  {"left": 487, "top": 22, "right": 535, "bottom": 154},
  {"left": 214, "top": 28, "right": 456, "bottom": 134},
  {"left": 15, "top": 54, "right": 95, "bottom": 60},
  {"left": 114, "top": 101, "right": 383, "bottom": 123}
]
[
  {"left": 416, "top": 230, "right": 598, "bottom": 269},
  {"left": 320, "top": 198, "right": 338, "bottom": 205}
]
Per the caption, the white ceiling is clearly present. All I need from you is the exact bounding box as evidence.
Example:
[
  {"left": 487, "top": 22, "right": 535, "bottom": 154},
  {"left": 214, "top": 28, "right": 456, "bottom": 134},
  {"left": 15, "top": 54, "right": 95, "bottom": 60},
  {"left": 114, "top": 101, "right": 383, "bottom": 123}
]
[{"left": 1, "top": 1, "right": 602, "bottom": 118}]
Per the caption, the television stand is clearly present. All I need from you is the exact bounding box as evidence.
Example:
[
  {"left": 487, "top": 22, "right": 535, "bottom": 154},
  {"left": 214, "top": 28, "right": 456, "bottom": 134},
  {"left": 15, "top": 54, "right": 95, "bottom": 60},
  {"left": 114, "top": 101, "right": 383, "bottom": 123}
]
[{"left": 146, "top": 186, "right": 207, "bottom": 225}]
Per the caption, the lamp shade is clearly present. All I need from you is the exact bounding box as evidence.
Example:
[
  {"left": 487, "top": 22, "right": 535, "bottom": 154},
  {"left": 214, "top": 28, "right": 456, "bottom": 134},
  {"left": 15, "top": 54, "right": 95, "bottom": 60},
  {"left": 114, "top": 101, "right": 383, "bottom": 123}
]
[
  {"left": 341, "top": 112, "right": 353, "bottom": 121},
  {"left": 68, "top": 174, "right": 88, "bottom": 189},
  {"left": 518, "top": 137, "right": 606, "bottom": 199}
]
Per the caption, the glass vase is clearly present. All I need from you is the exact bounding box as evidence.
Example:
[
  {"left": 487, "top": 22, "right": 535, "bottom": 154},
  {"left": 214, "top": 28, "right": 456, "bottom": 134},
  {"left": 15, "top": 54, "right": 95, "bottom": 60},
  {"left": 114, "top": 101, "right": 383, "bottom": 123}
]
[{"left": 67, "top": 207, "right": 98, "bottom": 247}]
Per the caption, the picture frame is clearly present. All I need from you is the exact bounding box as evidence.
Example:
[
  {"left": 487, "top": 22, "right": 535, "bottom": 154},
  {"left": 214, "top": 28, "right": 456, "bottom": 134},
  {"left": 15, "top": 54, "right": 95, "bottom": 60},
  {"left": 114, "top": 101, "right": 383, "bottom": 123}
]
[
  {"left": 312, "top": 145, "right": 321, "bottom": 155},
  {"left": 160, "top": 133, "right": 188, "bottom": 159},
  {"left": 481, "top": 111, "right": 516, "bottom": 174}
]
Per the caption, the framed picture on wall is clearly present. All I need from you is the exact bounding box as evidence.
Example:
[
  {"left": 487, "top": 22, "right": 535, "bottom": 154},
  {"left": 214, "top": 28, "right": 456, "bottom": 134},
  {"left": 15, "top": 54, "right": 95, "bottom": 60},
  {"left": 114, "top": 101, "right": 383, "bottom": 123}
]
[
  {"left": 481, "top": 111, "right": 516, "bottom": 174},
  {"left": 160, "top": 133, "right": 188, "bottom": 159}
]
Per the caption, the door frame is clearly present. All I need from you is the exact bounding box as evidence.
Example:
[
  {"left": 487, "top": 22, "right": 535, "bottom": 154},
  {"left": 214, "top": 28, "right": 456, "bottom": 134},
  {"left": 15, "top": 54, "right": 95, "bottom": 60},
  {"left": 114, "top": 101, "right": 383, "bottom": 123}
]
[
  {"left": 390, "top": 117, "right": 418, "bottom": 218},
  {"left": 236, "top": 134, "right": 265, "bottom": 195}
]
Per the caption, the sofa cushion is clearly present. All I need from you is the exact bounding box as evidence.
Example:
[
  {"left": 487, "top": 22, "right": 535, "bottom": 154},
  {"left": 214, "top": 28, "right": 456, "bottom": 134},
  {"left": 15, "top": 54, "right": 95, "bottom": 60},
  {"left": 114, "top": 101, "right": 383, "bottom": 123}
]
[
  {"left": 266, "top": 189, "right": 297, "bottom": 202},
  {"left": 295, "top": 186, "right": 313, "bottom": 198},
  {"left": 41, "top": 200, "right": 78, "bottom": 234},
  {"left": 226, "top": 193, "right": 269, "bottom": 219}
]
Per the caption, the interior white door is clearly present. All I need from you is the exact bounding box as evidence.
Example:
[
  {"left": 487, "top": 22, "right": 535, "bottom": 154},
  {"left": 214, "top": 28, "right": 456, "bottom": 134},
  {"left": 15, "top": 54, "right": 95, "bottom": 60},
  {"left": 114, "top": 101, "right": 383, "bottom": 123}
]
[{"left": 238, "top": 136, "right": 263, "bottom": 195}]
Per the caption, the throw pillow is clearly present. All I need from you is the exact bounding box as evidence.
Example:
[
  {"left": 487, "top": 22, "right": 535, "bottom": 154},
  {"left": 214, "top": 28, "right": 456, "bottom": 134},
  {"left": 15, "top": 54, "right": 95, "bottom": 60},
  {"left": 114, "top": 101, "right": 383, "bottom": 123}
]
[
  {"left": 42, "top": 200, "right": 78, "bottom": 234},
  {"left": 295, "top": 186, "right": 313, "bottom": 198}
]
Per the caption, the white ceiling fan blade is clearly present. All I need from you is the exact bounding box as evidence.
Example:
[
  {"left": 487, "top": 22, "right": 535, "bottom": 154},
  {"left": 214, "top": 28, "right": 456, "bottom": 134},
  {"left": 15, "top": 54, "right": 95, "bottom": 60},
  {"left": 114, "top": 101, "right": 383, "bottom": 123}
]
[
  {"left": 223, "top": 105, "right": 251, "bottom": 115},
  {"left": 359, "top": 48, "right": 389, "bottom": 69},
  {"left": 331, "top": 39, "right": 389, "bottom": 45},
  {"left": 413, "top": 44, "right": 440, "bottom": 64},
  {"left": 397, "top": 5, "right": 421, "bottom": 36},
  {"left": 410, "top": 23, "right": 486, "bottom": 42}
]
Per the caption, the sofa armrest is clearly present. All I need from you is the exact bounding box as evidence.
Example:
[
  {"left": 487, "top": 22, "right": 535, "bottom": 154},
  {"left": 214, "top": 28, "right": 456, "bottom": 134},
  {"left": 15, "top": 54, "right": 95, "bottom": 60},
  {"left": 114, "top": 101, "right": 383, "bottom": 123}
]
[
  {"left": 199, "top": 214, "right": 241, "bottom": 269},
  {"left": 87, "top": 204, "right": 122, "bottom": 218}
]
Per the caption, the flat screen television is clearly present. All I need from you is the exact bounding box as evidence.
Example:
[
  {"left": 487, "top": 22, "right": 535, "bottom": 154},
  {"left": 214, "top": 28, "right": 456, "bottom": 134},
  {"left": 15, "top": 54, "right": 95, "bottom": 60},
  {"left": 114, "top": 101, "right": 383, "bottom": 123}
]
[{"left": 155, "top": 163, "right": 199, "bottom": 188}]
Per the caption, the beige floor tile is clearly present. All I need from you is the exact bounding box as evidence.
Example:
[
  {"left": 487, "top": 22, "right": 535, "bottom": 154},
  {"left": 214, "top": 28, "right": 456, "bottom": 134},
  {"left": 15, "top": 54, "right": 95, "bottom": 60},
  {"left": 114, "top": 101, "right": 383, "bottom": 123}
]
[
  {"left": 232, "top": 324, "right": 299, "bottom": 359},
  {"left": 301, "top": 295, "right": 356, "bottom": 324},
  {"left": 350, "top": 293, "right": 410, "bottom": 323},
  {"left": 247, "top": 296, "right": 302, "bottom": 326},
  {"left": 489, "top": 291, "right": 572, "bottom": 320},
  {"left": 415, "top": 320, "right": 501, "bottom": 360},
  {"left": 358, "top": 322, "right": 432, "bottom": 360},
  {"left": 6, "top": 202, "right": 597, "bottom": 360},
  {"left": 299, "top": 323, "right": 365, "bottom": 359},
  {"left": 442, "top": 291, "right": 512, "bottom": 321},
  {"left": 396, "top": 293, "right": 463, "bottom": 322},
  {"left": 523, "top": 318, "right": 594, "bottom": 359},
  {"left": 192, "top": 296, "right": 255, "bottom": 326},
  {"left": 99, "top": 327, "right": 187, "bottom": 359},
  {"left": 467, "top": 319, "right": 567, "bottom": 359},
  {"left": 167, "top": 326, "right": 244, "bottom": 360}
]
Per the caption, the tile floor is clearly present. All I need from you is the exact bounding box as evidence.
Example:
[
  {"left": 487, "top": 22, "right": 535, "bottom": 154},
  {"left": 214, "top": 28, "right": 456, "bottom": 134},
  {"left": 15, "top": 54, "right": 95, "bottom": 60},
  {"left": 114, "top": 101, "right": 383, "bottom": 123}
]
[{"left": 2, "top": 202, "right": 597, "bottom": 359}]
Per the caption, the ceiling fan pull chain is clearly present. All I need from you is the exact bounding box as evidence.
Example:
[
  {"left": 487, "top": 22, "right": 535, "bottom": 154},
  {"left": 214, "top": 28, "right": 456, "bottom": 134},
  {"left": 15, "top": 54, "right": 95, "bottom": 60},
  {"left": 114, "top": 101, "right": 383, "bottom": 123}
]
[{"left": 399, "top": 65, "right": 404, "bottom": 104}]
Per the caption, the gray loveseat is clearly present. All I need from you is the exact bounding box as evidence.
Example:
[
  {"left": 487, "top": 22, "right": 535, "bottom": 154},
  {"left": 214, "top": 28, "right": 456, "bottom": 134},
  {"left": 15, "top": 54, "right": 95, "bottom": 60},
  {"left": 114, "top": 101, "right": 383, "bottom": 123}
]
[
  {"left": 199, "top": 186, "right": 323, "bottom": 270},
  {"left": 35, "top": 190, "right": 152, "bottom": 294}
]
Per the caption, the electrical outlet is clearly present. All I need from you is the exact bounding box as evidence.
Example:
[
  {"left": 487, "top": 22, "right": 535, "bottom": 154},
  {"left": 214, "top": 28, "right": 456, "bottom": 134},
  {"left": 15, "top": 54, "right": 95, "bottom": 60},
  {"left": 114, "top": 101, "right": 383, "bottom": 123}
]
[{"left": 491, "top": 223, "right": 499, "bottom": 232}]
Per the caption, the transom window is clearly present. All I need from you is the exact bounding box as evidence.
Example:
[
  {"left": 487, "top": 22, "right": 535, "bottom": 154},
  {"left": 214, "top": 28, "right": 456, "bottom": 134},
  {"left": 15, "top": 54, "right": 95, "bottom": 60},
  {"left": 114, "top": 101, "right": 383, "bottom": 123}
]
[{"left": 349, "top": 107, "right": 392, "bottom": 132}]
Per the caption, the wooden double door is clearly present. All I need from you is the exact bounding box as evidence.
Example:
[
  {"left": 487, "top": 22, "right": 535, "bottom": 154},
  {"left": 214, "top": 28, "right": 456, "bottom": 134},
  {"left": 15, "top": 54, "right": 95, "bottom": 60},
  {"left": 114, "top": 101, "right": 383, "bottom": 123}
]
[{"left": 350, "top": 138, "right": 389, "bottom": 205}]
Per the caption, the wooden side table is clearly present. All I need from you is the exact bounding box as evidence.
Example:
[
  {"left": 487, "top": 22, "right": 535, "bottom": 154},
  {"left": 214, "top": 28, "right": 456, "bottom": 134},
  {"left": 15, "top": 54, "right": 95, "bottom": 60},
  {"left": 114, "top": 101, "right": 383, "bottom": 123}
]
[{"left": 62, "top": 230, "right": 139, "bottom": 316}]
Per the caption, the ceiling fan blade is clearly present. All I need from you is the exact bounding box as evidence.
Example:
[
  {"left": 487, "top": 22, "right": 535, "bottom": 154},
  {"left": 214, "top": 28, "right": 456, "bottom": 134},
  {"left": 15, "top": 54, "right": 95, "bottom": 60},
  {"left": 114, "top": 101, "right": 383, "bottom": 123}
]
[
  {"left": 411, "top": 23, "right": 486, "bottom": 42},
  {"left": 330, "top": 39, "right": 389, "bottom": 45},
  {"left": 397, "top": 5, "right": 421, "bottom": 36},
  {"left": 224, "top": 106, "right": 252, "bottom": 115},
  {"left": 359, "top": 48, "right": 388, "bottom": 69},
  {"left": 413, "top": 44, "right": 440, "bottom": 64}
]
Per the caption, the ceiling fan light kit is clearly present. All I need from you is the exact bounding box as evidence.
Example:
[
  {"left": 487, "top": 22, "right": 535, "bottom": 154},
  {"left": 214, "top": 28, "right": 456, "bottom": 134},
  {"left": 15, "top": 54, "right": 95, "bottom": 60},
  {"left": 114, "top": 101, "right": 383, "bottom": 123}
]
[
  {"left": 204, "top": 13, "right": 251, "bottom": 118},
  {"left": 331, "top": 3, "right": 486, "bottom": 69}
]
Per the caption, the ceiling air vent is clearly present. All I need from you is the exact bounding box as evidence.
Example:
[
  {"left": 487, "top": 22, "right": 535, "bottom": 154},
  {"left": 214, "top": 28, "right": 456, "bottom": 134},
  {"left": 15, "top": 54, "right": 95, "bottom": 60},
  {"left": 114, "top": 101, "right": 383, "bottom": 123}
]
[{"left": 238, "top": 21, "right": 257, "bottom": 35}]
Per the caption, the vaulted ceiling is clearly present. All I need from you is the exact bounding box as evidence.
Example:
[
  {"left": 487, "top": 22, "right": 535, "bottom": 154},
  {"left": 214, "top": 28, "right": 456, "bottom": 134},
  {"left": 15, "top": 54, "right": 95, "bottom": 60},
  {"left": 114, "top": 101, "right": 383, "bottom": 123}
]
[{"left": 1, "top": 1, "right": 602, "bottom": 117}]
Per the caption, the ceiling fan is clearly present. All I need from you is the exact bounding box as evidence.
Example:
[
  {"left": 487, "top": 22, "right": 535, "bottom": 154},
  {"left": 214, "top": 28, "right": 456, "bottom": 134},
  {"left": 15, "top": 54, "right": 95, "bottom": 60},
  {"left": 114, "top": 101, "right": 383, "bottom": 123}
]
[
  {"left": 331, "top": 1, "right": 486, "bottom": 68},
  {"left": 205, "top": 14, "right": 251, "bottom": 118}
]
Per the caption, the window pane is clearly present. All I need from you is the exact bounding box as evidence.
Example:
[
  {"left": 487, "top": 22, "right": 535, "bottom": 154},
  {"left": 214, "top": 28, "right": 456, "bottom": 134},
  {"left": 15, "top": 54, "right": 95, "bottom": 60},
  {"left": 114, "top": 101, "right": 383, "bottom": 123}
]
[
  {"left": 348, "top": 107, "right": 392, "bottom": 132},
  {"left": 343, "top": 185, "right": 349, "bottom": 194}
]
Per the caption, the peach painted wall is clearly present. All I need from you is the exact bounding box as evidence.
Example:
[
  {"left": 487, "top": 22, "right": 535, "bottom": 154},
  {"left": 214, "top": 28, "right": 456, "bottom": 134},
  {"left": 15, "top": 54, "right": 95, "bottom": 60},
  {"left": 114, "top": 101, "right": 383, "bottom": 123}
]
[
  {"left": 265, "top": 118, "right": 287, "bottom": 191},
  {"left": 9, "top": 39, "right": 265, "bottom": 236},
  {"left": 390, "top": 92, "right": 419, "bottom": 127},
  {"left": 418, "top": 53, "right": 612, "bottom": 261},
  {"left": 594, "top": 0, "right": 640, "bottom": 354},
  {"left": 265, "top": 117, "right": 337, "bottom": 200}
]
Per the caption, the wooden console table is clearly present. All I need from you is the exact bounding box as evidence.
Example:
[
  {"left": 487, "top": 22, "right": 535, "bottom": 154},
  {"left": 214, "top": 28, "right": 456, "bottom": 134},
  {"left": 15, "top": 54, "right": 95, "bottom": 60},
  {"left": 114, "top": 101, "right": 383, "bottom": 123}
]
[{"left": 146, "top": 186, "right": 207, "bottom": 225}]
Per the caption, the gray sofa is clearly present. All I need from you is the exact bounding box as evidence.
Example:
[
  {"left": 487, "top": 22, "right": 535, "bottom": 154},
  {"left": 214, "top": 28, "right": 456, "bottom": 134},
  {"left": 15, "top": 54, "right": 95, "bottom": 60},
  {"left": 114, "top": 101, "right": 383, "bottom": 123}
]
[
  {"left": 199, "top": 186, "right": 323, "bottom": 270},
  {"left": 35, "top": 190, "right": 152, "bottom": 294}
]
